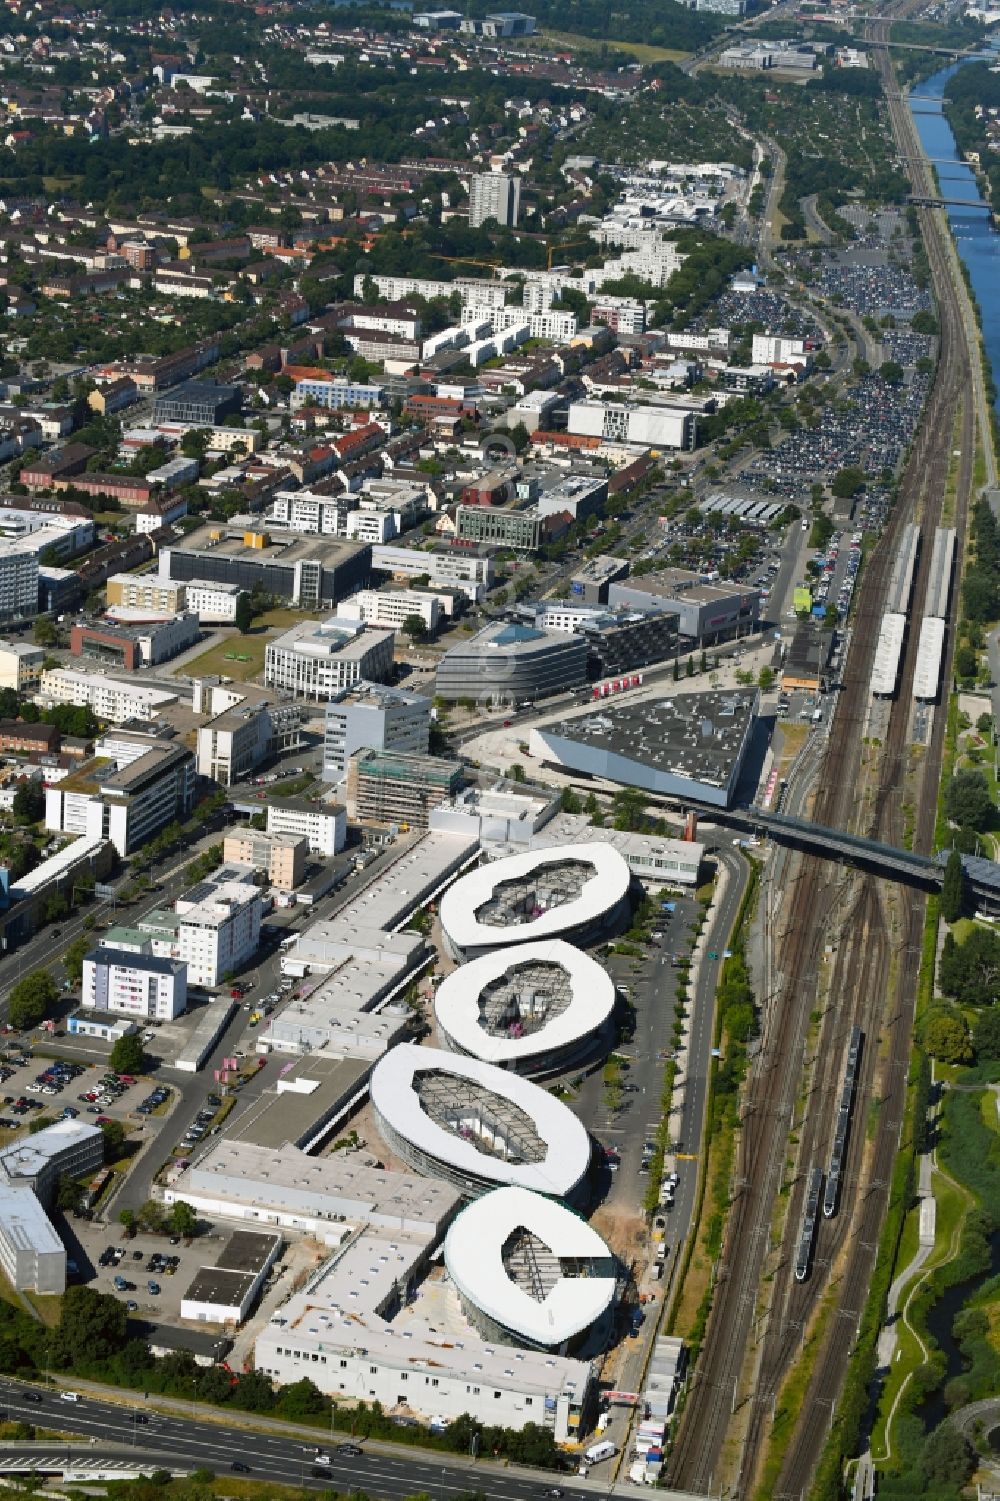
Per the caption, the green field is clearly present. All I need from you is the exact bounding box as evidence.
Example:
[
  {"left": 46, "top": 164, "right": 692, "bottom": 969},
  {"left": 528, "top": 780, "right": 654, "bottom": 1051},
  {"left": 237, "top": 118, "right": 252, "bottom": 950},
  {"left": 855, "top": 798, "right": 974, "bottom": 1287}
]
[{"left": 180, "top": 633, "right": 268, "bottom": 683}]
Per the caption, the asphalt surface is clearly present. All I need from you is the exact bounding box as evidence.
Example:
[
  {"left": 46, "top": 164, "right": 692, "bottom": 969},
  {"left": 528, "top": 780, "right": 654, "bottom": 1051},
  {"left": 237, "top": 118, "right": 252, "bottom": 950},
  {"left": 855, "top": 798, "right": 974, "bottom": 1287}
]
[{"left": 0, "top": 1379, "right": 593, "bottom": 1500}]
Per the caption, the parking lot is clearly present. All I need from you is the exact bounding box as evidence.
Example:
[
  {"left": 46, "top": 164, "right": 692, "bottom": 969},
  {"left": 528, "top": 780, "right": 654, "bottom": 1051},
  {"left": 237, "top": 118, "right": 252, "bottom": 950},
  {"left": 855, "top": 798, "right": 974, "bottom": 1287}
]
[
  {"left": 62, "top": 1219, "right": 194, "bottom": 1323},
  {"left": 0, "top": 1051, "right": 172, "bottom": 1141}
]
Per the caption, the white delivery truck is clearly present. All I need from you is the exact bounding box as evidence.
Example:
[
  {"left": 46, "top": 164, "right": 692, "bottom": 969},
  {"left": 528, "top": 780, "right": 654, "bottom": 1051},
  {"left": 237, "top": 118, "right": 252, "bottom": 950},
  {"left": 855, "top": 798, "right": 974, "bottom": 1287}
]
[{"left": 578, "top": 1440, "right": 617, "bottom": 1474}]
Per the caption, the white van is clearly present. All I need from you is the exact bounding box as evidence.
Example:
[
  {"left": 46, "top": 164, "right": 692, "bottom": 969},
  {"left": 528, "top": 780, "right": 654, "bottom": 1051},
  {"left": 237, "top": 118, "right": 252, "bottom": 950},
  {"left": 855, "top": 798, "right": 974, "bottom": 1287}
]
[{"left": 581, "top": 1440, "right": 617, "bottom": 1469}]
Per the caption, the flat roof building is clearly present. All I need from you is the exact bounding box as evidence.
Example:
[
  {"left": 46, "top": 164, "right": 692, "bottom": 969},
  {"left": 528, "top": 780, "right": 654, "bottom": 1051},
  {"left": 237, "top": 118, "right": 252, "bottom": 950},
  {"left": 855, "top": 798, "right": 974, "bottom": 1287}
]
[
  {"left": 608, "top": 571, "right": 759, "bottom": 645},
  {"left": 346, "top": 748, "right": 464, "bottom": 829},
  {"left": 265, "top": 618, "right": 395, "bottom": 702},
  {"left": 44, "top": 736, "right": 195, "bottom": 857},
  {"left": 266, "top": 799, "right": 346, "bottom": 857},
  {"left": 436, "top": 621, "right": 589, "bottom": 705},
  {"left": 82, "top": 944, "right": 187, "bottom": 1021},
  {"left": 323, "top": 682, "right": 432, "bottom": 782},
  {"left": 153, "top": 381, "right": 241, "bottom": 426},
  {"left": 159, "top": 527, "right": 370, "bottom": 610},
  {"left": 180, "top": 1230, "right": 282, "bottom": 1327},
  {"left": 529, "top": 689, "right": 759, "bottom": 808}
]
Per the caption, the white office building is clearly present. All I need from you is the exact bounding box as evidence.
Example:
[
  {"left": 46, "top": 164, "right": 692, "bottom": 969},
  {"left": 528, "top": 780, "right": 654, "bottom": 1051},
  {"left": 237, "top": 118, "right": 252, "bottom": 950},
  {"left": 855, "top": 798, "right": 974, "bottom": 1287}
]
[
  {"left": 337, "top": 589, "right": 442, "bottom": 637},
  {"left": 184, "top": 579, "right": 246, "bottom": 623},
  {"left": 82, "top": 942, "right": 187, "bottom": 1020},
  {"left": 264, "top": 619, "right": 395, "bottom": 702},
  {"left": 323, "top": 682, "right": 431, "bottom": 781},
  {"left": 0, "top": 1120, "right": 104, "bottom": 1293},
  {"left": 44, "top": 738, "right": 195, "bottom": 857},
  {"left": 0, "top": 1185, "right": 67, "bottom": 1295},
  {"left": 567, "top": 399, "right": 696, "bottom": 450},
  {"left": 266, "top": 799, "right": 346, "bottom": 857}
]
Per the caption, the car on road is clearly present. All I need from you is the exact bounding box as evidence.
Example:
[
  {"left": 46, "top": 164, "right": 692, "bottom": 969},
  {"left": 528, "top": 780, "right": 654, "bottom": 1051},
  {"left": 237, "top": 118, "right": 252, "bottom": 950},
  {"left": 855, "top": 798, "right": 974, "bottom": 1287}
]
[
  {"left": 147, "top": 1280, "right": 160, "bottom": 1295},
  {"left": 60, "top": 1392, "right": 81, "bottom": 1403},
  {"left": 230, "top": 1462, "right": 249, "bottom": 1473},
  {"left": 21, "top": 1391, "right": 42, "bottom": 1402},
  {"left": 313, "top": 1452, "right": 332, "bottom": 1465},
  {"left": 336, "top": 1445, "right": 363, "bottom": 1458}
]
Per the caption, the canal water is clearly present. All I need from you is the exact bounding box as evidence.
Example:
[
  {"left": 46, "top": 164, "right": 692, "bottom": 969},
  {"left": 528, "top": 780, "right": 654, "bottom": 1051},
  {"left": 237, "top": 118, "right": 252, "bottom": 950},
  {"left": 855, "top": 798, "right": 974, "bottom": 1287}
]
[{"left": 908, "top": 46, "right": 1000, "bottom": 416}]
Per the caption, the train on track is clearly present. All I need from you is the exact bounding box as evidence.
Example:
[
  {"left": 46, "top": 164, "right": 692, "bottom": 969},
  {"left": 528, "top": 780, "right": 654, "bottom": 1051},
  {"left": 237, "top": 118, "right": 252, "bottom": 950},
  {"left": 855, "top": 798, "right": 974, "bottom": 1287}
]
[
  {"left": 824, "top": 1025, "right": 863, "bottom": 1219},
  {"left": 794, "top": 1167, "right": 824, "bottom": 1283}
]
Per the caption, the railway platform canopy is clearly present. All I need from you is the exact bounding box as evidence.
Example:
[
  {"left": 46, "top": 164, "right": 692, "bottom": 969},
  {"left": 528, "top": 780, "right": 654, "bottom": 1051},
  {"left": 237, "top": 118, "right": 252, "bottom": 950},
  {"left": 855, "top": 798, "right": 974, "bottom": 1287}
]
[{"left": 871, "top": 611, "right": 906, "bottom": 697}]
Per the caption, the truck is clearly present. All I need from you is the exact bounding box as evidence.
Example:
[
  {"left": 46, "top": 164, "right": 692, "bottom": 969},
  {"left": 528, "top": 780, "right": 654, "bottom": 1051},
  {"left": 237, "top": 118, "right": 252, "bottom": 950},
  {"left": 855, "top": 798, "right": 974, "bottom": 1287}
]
[{"left": 580, "top": 1440, "right": 617, "bottom": 1471}]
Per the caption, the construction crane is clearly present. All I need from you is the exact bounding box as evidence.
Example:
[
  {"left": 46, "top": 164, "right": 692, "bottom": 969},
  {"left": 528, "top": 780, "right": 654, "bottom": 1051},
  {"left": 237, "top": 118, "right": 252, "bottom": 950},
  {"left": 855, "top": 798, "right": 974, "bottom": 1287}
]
[
  {"left": 428, "top": 254, "right": 503, "bottom": 272},
  {"left": 546, "top": 238, "right": 593, "bottom": 270}
]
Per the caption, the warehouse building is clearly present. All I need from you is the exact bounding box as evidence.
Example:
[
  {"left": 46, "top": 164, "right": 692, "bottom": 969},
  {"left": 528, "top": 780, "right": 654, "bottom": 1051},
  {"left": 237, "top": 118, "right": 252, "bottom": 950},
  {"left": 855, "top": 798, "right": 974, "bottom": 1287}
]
[
  {"left": 180, "top": 1230, "right": 282, "bottom": 1326},
  {"left": 529, "top": 689, "right": 759, "bottom": 808},
  {"left": 436, "top": 620, "right": 589, "bottom": 704}
]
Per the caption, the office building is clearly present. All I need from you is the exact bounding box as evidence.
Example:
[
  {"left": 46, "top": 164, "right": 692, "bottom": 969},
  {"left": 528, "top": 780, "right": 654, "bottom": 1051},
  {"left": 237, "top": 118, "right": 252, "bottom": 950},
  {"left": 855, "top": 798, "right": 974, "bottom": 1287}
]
[
  {"left": 266, "top": 799, "right": 346, "bottom": 857},
  {"left": 184, "top": 580, "right": 246, "bottom": 624},
  {"left": 436, "top": 620, "right": 589, "bottom": 704},
  {"left": 82, "top": 942, "right": 188, "bottom": 1020},
  {"left": 153, "top": 381, "right": 241, "bottom": 426},
  {"left": 70, "top": 613, "right": 200, "bottom": 670},
  {"left": 264, "top": 619, "right": 395, "bottom": 702},
  {"left": 0, "top": 640, "right": 43, "bottom": 692},
  {"left": 338, "top": 588, "right": 443, "bottom": 636},
  {"left": 469, "top": 173, "right": 521, "bottom": 229},
  {"left": 0, "top": 1121, "right": 104, "bottom": 1293},
  {"left": 567, "top": 399, "right": 696, "bottom": 450},
  {"left": 139, "top": 876, "right": 263, "bottom": 988},
  {"left": 346, "top": 748, "right": 464, "bottom": 828},
  {"left": 456, "top": 506, "right": 544, "bottom": 551},
  {"left": 323, "top": 682, "right": 431, "bottom": 782},
  {"left": 372, "top": 544, "right": 494, "bottom": 596},
  {"left": 222, "top": 830, "right": 307, "bottom": 889},
  {"left": 0, "top": 1185, "right": 68, "bottom": 1294},
  {"left": 159, "top": 528, "right": 370, "bottom": 610},
  {"left": 196, "top": 698, "right": 302, "bottom": 788},
  {"left": 45, "top": 736, "right": 195, "bottom": 857}
]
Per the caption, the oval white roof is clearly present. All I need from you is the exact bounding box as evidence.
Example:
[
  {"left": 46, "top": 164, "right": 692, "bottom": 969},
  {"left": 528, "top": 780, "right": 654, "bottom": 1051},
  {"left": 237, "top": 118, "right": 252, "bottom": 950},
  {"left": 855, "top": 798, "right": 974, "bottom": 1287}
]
[
  {"left": 370, "top": 1043, "right": 591, "bottom": 1198},
  {"left": 439, "top": 843, "right": 631, "bottom": 953},
  {"left": 434, "top": 939, "right": 615, "bottom": 1068},
  {"left": 444, "top": 1186, "right": 617, "bottom": 1346}
]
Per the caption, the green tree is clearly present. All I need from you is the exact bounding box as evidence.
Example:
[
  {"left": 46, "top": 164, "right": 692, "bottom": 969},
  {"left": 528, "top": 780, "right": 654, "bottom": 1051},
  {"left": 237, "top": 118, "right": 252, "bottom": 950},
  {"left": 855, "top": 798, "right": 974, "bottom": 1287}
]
[
  {"left": 277, "top": 1377, "right": 327, "bottom": 1419},
  {"left": 108, "top": 1033, "right": 146, "bottom": 1076},
  {"left": 559, "top": 786, "right": 582, "bottom": 814},
  {"left": 879, "top": 359, "right": 904, "bottom": 385},
  {"left": 938, "top": 925, "right": 1000, "bottom": 1006},
  {"left": 169, "top": 1201, "right": 198, "bottom": 1238},
  {"left": 758, "top": 666, "right": 775, "bottom": 691},
  {"left": 940, "top": 848, "right": 966, "bottom": 924},
  {"left": 100, "top": 1119, "right": 126, "bottom": 1162},
  {"left": 119, "top": 1208, "right": 137, "bottom": 1235},
  {"left": 56, "top": 1173, "right": 83, "bottom": 1212},
  {"left": 8, "top": 972, "right": 58, "bottom": 1030},
  {"left": 53, "top": 1286, "right": 127, "bottom": 1368},
  {"left": 920, "top": 1422, "right": 975, "bottom": 1490},
  {"left": 509, "top": 421, "right": 530, "bottom": 454},
  {"left": 923, "top": 1006, "right": 972, "bottom": 1065},
  {"left": 973, "top": 1007, "right": 1000, "bottom": 1059},
  {"left": 401, "top": 613, "right": 428, "bottom": 642},
  {"left": 137, "top": 1198, "right": 165, "bottom": 1234},
  {"left": 945, "top": 768, "right": 995, "bottom": 831},
  {"left": 63, "top": 936, "right": 91, "bottom": 987},
  {"left": 33, "top": 618, "right": 56, "bottom": 648},
  {"left": 831, "top": 466, "right": 865, "bottom": 499},
  {"left": 11, "top": 780, "right": 43, "bottom": 823},
  {"left": 234, "top": 593, "right": 254, "bottom": 634}
]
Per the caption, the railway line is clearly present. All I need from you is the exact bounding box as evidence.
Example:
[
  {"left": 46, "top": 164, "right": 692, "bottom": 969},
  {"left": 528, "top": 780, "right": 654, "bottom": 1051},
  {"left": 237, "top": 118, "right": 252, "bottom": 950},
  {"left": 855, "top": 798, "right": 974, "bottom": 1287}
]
[{"left": 665, "top": 14, "right": 982, "bottom": 1496}]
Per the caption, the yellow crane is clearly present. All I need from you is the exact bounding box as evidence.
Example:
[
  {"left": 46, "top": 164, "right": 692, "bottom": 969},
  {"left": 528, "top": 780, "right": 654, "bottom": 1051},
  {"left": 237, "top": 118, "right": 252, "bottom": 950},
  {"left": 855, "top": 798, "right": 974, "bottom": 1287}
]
[{"left": 546, "top": 238, "right": 593, "bottom": 270}]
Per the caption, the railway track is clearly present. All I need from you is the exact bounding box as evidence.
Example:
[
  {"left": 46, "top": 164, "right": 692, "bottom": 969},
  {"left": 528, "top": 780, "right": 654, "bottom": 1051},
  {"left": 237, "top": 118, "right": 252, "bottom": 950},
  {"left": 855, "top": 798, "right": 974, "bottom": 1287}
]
[{"left": 666, "top": 19, "right": 981, "bottom": 1496}]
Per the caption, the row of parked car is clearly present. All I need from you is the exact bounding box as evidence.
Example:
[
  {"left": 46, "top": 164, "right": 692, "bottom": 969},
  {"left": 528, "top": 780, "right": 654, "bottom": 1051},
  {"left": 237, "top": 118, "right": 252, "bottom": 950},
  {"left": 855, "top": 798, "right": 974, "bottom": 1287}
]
[{"left": 135, "top": 1085, "right": 169, "bottom": 1116}]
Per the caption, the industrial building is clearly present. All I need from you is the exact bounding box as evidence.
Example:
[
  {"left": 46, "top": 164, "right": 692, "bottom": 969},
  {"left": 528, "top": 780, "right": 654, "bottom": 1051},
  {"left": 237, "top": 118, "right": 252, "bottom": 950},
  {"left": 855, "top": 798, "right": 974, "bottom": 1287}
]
[
  {"left": 440, "top": 843, "right": 632, "bottom": 960},
  {"left": 158, "top": 528, "right": 370, "bottom": 610},
  {"left": 370, "top": 1042, "right": 593, "bottom": 1199},
  {"left": 529, "top": 689, "right": 759, "bottom": 808},
  {"left": 323, "top": 682, "right": 432, "bottom": 782},
  {"left": 346, "top": 748, "right": 465, "bottom": 828},
  {"left": 264, "top": 618, "right": 395, "bottom": 701},
  {"left": 443, "top": 1187, "right": 617, "bottom": 1352},
  {"left": 434, "top": 939, "right": 616, "bottom": 1075},
  {"left": 435, "top": 620, "right": 589, "bottom": 704}
]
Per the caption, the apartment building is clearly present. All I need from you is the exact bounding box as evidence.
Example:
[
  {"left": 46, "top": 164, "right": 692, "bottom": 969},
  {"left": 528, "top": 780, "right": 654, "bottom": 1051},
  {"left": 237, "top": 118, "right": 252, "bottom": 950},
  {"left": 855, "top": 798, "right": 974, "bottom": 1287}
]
[
  {"left": 0, "top": 639, "right": 43, "bottom": 691},
  {"left": 82, "top": 942, "right": 188, "bottom": 1020},
  {"left": 469, "top": 172, "right": 521, "bottom": 229},
  {"left": 266, "top": 799, "right": 346, "bottom": 857},
  {"left": 105, "top": 574, "right": 187, "bottom": 613},
  {"left": 323, "top": 682, "right": 432, "bottom": 781},
  {"left": 38, "top": 668, "right": 178, "bottom": 722},
  {"left": 139, "top": 878, "right": 262, "bottom": 989},
  {"left": 222, "top": 830, "right": 307, "bottom": 889},
  {"left": 264, "top": 619, "right": 395, "bottom": 702},
  {"left": 0, "top": 544, "right": 39, "bottom": 618}
]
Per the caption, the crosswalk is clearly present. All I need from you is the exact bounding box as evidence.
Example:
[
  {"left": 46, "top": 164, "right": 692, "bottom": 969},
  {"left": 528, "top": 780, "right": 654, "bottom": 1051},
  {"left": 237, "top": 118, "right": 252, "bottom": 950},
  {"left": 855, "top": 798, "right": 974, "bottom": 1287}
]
[{"left": 0, "top": 1453, "right": 177, "bottom": 1475}]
